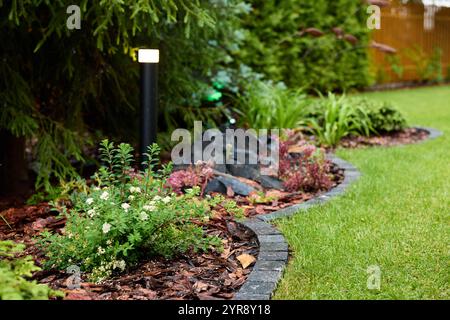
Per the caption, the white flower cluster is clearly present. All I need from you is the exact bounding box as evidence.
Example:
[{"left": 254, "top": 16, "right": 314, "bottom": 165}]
[
  {"left": 88, "top": 209, "right": 97, "bottom": 218},
  {"left": 100, "top": 191, "right": 109, "bottom": 200},
  {"left": 129, "top": 186, "right": 141, "bottom": 194},
  {"left": 139, "top": 212, "right": 149, "bottom": 221},
  {"left": 143, "top": 204, "right": 156, "bottom": 212},
  {"left": 102, "top": 222, "right": 111, "bottom": 234}
]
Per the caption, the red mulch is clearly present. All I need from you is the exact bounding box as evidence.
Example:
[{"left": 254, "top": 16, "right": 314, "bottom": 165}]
[
  {"left": 340, "top": 128, "right": 429, "bottom": 149},
  {"left": 0, "top": 204, "right": 258, "bottom": 300}
]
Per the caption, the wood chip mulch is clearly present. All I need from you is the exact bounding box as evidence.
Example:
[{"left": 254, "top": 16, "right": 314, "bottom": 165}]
[
  {"left": 0, "top": 204, "right": 258, "bottom": 300},
  {"left": 339, "top": 128, "right": 429, "bottom": 149}
]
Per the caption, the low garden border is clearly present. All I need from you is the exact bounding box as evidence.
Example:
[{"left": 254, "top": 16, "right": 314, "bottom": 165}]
[{"left": 233, "top": 127, "right": 443, "bottom": 300}]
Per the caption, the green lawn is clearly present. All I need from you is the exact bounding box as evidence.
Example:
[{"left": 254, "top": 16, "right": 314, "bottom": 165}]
[{"left": 273, "top": 85, "right": 450, "bottom": 300}]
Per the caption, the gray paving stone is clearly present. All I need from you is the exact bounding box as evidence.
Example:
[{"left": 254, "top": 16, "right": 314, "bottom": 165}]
[
  {"left": 234, "top": 293, "right": 271, "bottom": 300},
  {"left": 258, "top": 234, "right": 285, "bottom": 243},
  {"left": 257, "top": 251, "right": 288, "bottom": 261},
  {"left": 254, "top": 260, "right": 286, "bottom": 271},
  {"left": 259, "top": 241, "right": 288, "bottom": 252},
  {"left": 238, "top": 281, "right": 277, "bottom": 295}
]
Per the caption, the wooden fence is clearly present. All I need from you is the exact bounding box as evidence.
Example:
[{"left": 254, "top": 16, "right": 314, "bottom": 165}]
[{"left": 370, "top": 0, "right": 450, "bottom": 83}]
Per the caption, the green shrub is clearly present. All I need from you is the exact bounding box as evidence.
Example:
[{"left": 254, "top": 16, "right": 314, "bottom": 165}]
[
  {"left": 0, "top": 0, "right": 251, "bottom": 192},
  {"left": 360, "top": 100, "right": 407, "bottom": 133},
  {"left": 236, "top": 0, "right": 372, "bottom": 92},
  {"left": 236, "top": 81, "right": 310, "bottom": 129},
  {"left": 0, "top": 241, "right": 62, "bottom": 300},
  {"left": 38, "top": 141, "right": 239, "bottom": 282}
]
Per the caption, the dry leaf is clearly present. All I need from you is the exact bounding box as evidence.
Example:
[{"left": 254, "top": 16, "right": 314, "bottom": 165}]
[
  {"left": 193, "top": 281, "right": 209, "bottom": 293},
  {"left": 236, "top": 254, "right": 256, "bottom": 269}
]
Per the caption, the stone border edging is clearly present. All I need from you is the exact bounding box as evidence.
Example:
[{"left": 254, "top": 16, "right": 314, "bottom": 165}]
[
  {"left": 233, "top": 127, "right": 442, "bottom": 300},
  {"left": 416, "top": 127, "right": 443, "bottom": 141},
  {"left": 234, "top": 155, "right": 360, "bottom": 300}
]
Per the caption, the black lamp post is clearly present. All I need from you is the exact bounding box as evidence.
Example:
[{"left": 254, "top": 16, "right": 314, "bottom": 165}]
[{"left": 138, "top": 49, "right": 159, "bottom": 166}]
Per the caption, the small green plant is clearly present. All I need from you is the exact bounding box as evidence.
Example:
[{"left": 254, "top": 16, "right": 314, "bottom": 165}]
[
  {"left": 358, "top": 99, "right": 407, "bottom": 133},
  {"left": 405, "top": 46, "right": 444, "bottom": 83},
  {"left": 305, "top": 94, "right": 407, "bottom": 146},
  {"left": 0, "top": 241, "right": 63, "bottom": 300},
  {"left": 386, "top": 54, "right": 404, "bottom": 80},
  {"left": 236, "top": 81, "right": 310, "bottom": 129},
  {"left": 38, "top": 140, "right": 239, "bottom": 282},
  {"left": 306, "top": 93, "right": 373, "bottom": 147}
]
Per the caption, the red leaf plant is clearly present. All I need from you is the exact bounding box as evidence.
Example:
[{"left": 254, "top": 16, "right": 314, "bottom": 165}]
[
  {"left": 279, "top": 138, "right": 333, "bottom": 193},
  {"left": 166, "top": 162, "right": 214, "bottom": 196}
]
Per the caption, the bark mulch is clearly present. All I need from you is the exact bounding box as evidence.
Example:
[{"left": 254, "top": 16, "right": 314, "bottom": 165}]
[
  {"left": 340, "top": 128, "right": 429, "bottom": 149},
  {"left": 0, "top": 204, "right": 258, "bottom": 300}
]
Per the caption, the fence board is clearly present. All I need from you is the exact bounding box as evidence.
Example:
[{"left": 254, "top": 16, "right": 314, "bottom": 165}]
[{"left": 370, "top": 0, "right": 450, "bottom": 83}]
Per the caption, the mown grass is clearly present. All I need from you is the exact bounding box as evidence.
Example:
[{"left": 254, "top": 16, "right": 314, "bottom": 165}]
[{"left": 273, "top": 85, "right": 450, "bottom": 300}]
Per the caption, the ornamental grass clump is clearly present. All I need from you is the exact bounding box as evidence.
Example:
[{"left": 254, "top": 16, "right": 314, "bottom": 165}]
[{"left": 38, "top": 140, "right": 238, "bottom": 282}]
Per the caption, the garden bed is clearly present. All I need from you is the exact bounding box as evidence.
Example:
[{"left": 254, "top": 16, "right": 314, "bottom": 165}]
[
  {"left": 339, "top": 127, "right": 429, "bottom": 149},
  {"left": 0, "top": 203, "right": 259, "bottom": 300}
]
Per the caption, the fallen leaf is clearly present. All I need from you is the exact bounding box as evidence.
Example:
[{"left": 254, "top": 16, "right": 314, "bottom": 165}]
[
  {"left": 236, "top": 254, "right": 256, "bottom": 269},
  {"left": 193, "top": 281, "right": 209, "bottom": 293},
  {"left": 288, "top": 145, "right": 305, "bottom": 153}
]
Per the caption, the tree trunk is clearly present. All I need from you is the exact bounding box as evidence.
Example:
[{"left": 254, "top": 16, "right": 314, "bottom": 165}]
[{"left": 0, "top": 130, "right": 28, "bottom": 196}]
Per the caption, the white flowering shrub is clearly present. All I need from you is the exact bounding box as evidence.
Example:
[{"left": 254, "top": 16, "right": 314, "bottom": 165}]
[{"left": 38, "top": 140, "right": 237, "bottom": 282}]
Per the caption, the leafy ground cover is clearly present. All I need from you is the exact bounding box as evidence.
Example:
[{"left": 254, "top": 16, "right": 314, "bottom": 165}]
[{"left": 274, "top": 85, "right": 450, "bottom": 299}]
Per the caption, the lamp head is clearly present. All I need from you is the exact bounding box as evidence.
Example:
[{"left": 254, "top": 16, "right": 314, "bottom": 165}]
[{"left": 138, "top": 49, "right": 159, "bottom": 64}]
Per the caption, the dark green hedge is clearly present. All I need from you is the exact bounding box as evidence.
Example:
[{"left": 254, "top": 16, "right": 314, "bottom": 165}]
[{"left": 237, "top": 0, "right": 373, "bottom": 92}]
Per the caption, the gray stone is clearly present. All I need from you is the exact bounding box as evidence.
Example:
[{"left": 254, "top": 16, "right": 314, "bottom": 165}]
[
  {"left": 259, "top": 175, "right": 285, "bottom": 190},
  {"left": 257, "top": 251, "right": 288, "bottom": 261},
  {"left": 227, "top": 164, "right": 260, "bottom": 180},
  {"left": 258, "top": 235, "right": 285, "bottom": 243},
  {"left": 241, "top": 221, "right": 280, "bottom": 235},
  {"left": 204, "top": 178, "right": 226, "bottom": 194},
  {"left": 248, "top": 270, "right": 282, "bottom": 283},
  {"left": 234, "top": 294, "right": 271, "bottom": 300},
  {"left": 216, "top": 175, "right": 256, "bottom": 196},
  {"left": 259, "top": 241, "right": 288, "bottom": 252},
  {"left": 238, "top": 281, "right": 277, "bottom": 295},
  {"left": 254, "top": 260, "right": 286, "bottom": 271}
]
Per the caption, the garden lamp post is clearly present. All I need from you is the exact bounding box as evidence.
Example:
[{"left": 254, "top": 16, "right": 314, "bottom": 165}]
[{"left": 138, "top": 49, "right": 159, "bottom": 165}]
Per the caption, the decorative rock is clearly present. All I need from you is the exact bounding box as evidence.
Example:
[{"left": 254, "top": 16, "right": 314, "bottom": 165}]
[
  {"left": 204, "top": 178, "right": 227, "bottom": 194},
  {"left": 258, "top": 175, "right": 285, "bottom": 190},
  {"left": 216, "top": 175, "right": 256, "bottom": 196}
]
